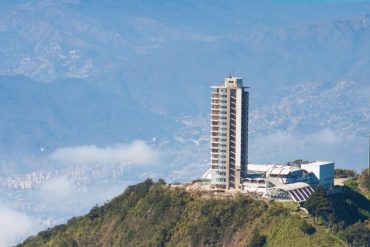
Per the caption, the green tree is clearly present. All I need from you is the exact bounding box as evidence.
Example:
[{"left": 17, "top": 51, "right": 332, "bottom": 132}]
[
  {"left": 158, "top": 178, "right": 166, "bottom": 185},
  {"left": 358, "top": 168, "right": 370, "bottom": 192},
  {"left": 303, "top": 186, "right": 331, "bottom": 224},
  {"left": 335, "top": 169, "right": 356, "bottom": 178}
]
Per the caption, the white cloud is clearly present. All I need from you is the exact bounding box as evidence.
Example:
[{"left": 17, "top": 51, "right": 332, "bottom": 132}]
[
  {"left": 49, "top": 140, "right": 160, "bottom": 166},
  {"left": 250, "top": 131, "right": 303, "bottom": 163},
  {"left": 190, "top": 34, "right": 219, "bottom": 42},
  {"left": 311, "top": 129, "right": 340, "bottom": 145},
  {"left": 249, "top": 128, "right": 361, "bottom": 167},
  {"left": 254, "top": 131, "right": 298, "bottom": 147},
  {"left": 38, "top": 178, "right": 76, "bottom": 202},
  {"left": 0, "top": 205, "right": 32, "bottom": 247}
]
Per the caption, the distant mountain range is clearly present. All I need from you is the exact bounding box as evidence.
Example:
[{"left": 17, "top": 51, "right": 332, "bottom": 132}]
[{"left": 1, "top": 1, "right": 370, "bottom": 113}]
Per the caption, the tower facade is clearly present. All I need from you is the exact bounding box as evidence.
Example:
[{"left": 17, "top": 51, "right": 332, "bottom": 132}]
[{"left": 210, "top": 76, "right": 249, "bottom": 190}]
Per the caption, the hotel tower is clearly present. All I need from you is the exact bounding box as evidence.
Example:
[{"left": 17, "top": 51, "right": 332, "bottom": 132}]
[{"left": 210, "top": 76, "right": 249, "bottom": 190}]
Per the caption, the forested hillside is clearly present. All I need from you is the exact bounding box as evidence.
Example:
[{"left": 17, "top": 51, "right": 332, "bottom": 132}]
[{"left": 19, "top": 179, "right": 370, "bottom": 247}]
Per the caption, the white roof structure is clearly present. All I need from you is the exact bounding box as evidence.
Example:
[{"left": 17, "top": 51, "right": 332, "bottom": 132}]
[
  {"left": 267, "top": 166, "right": 300, "bottom": 176},
  {"left": 202, "top": 168, "right": 212, "bottom": 180},
  {"left": 248, "top": 163, "right": 302, "bottom": 176},
  {"left": 248, "top": 164, "right": 274, "bottom": 173}
]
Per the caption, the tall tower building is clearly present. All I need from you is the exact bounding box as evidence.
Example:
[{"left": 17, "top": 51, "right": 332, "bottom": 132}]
[{"left": 210, "top": 76, "right": 249, "bottom": 190}]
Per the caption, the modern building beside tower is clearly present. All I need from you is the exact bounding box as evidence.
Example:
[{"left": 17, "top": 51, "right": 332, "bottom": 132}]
[
  {"left": 210, "top": 76, "right": 249, "bottom": 190},
  {"left": 207, "top": 75, "right": 335, "bottom": 203}
]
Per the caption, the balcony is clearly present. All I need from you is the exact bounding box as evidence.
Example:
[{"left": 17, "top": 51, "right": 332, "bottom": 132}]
[{"left": 211, "top": 120, "right": 218, "bottom": 126}]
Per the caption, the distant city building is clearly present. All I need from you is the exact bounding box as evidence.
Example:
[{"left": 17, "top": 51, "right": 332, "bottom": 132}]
[{"left": 210, "top": 76, "right": 249, "bottom": 189}]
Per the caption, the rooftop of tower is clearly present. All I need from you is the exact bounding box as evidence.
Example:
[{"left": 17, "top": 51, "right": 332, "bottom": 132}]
[
  {"left": 224, "top": 76, "right": 243, "bottom": 88},
  {"left": 211, "top": 76, "right": 250, "bottom": 89}
]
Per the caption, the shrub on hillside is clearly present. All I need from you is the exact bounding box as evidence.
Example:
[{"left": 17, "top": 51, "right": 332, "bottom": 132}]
[
  {"left": 335, "top": 169, "right": 356, "bottom": 178},
  {"left": 358, "top": 169, "right": 370, "bottom": 192},
  {"left": 344, "top": 178, "right": 359, "bottom": 190},
  {"left": 88, "top": 204, "right": 103, "bottom": 220},
  {"left": 158, "top": 178, "right": 166, "bottom": 185},
  {"left": 299, "top": 221, "right": 316, "bottom": 235},
  {"left": 340, "top": 222, "right": 370, "bottom": 247},
  {"left": 38, "top": 224, "right": 67, "bottom": 240},
  {"left": 249, "top": 229, "right": 266, "bottom": 247}
]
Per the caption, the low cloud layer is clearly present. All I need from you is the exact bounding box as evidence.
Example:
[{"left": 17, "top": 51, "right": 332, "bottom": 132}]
[
  {"left": 49, "top": 140, "right": 160, "bottom": 166},
  {"left": 0, "top": 205, "right": 32, "bottom": 247},
  {"left": 250, "top": 128, "right": 367, "bottom": 169},
  {"left": 38, "top": 178, "right": 76, "bottom": 203}
]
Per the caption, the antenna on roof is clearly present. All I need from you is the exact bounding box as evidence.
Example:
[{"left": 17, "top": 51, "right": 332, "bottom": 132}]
[{"left": 228, "top": 67, "right": 235, "bottom": 78}]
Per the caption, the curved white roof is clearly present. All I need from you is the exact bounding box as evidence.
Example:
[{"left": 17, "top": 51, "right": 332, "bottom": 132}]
[
  {"left": 248, "top": 164, "right": 303, "bottom": 175},
  {"left": 248, "top": 164, "right": 273, "bottom": 172},
  {"left": 266, "top": 165, "right": 301, "bottom": 176},
  {"left": 202, "top": 168, "right": 212, "bottom": 179}
]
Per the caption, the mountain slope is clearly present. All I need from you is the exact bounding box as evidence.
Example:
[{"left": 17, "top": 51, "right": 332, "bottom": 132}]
[
  {"left": 18, "top": 180, "right": 348, "bottom": 247},
  {"left": 0, "top": 75, "right": 170, "bottom": 162}
]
